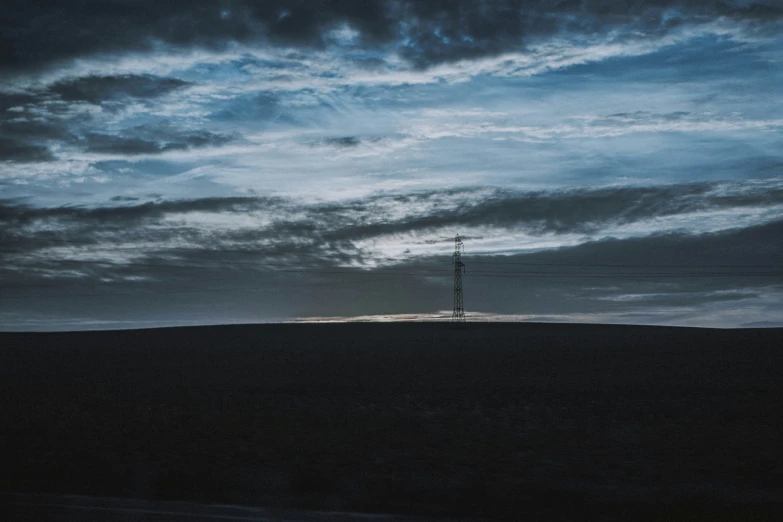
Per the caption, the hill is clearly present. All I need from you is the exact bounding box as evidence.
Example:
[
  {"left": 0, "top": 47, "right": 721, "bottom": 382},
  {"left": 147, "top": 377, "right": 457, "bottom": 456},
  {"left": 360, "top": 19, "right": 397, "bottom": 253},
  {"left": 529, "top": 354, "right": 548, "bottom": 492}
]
[{"left": 1, "top": 323, "right": 781, "bottom": 520}]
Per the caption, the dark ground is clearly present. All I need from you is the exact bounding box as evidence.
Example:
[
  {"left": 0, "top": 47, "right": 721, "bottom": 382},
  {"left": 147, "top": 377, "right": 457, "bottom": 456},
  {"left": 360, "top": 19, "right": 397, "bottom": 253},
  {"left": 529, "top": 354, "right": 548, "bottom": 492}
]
[{"left": 1, "top": 322, "right": 781, "bottom": 520}]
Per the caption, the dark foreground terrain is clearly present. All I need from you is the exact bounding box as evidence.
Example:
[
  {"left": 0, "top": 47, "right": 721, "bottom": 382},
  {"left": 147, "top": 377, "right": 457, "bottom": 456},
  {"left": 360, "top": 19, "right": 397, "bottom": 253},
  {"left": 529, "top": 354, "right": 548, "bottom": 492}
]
[{"left": 1, "top": 323, "right": 781, "bottom": 520}]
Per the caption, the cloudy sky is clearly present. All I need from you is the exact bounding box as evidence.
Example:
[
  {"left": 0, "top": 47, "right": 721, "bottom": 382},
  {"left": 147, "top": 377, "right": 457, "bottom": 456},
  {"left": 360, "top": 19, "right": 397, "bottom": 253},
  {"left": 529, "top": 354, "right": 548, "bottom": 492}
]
[{"left": 1, "top": 0, "right": 782, "bottom": 330}]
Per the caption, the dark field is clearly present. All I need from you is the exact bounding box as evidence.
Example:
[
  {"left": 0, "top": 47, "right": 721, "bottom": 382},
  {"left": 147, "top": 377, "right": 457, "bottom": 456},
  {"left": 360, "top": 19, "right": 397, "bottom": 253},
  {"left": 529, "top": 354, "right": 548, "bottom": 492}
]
[{"left": 1, "top": 323, "right": 782, "bottom": 520}]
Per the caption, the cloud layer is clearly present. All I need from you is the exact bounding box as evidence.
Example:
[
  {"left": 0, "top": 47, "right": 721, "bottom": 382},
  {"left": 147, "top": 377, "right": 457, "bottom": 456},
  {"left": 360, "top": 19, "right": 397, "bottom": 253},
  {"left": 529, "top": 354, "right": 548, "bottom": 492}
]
[
  {"left": 3, "top": 1, "right": 783, "bottom": 73},
  {"left": 2, "top": 179, "right": 780, "bottom": 281},
  {"left": 1, "top": 1, "right": 782, "bottom": 328}
]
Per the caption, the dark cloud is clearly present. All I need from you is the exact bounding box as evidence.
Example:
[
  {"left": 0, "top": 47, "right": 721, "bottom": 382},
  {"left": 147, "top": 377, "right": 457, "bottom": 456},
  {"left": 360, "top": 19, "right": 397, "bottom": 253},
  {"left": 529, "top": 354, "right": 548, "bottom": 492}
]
[
  {"left": 0, "top": 123, "right": 72, "bottom": 164},
  {"left": 0, "top": 76, "right": 194, "bottom": 163},
  {"left": 0, "top": 75, "right": 191, "bottom": 155},
  {"left": 467, "top": 219, "right": 783, "bottom": 316},
  {"left": 486, "top": 218, "right": 783, "bottom": 274},
  {"left": 0, "top": 137, "right": 54, "bottom": 162},
  {"left": 88, "top": 160, "right": 197, "bottom": 179},
  {"left": 2, "top": 1, "right": 781, "bottom": 74},
  {"left": 0, "top": 93, "right": 38, "bottom": 112},
  {"left": 740, "top": 321, "right": 783, "bottom": 327},
  {"left": 83, "top": 126, "right": 234, "bottom": 155},
  {"left": 84, "top": 134, "right": 163, "bottom": 155},
  {"left": 49, "top": 75, "right": 191, "bottom": 104},
  {"left": 0, "top": 117, "right": 71, "bottom": 141},
  {"left": 3, "top": 181, "right": 782, "bottom": 265},
  {"left": 314, "top": 182, "right": 783, "bottom": 241},
  {"left": 321, "top": 136, "right": 361, "bottom": 147},
  {"left": 605, "top": 111, "right": 691, "bottom": 121},
  {"left": 0, "top": 196, "right": 280, "bottom": 228},
  {"left": 0, "top": 96, "right": 78, "bottom": 163}
]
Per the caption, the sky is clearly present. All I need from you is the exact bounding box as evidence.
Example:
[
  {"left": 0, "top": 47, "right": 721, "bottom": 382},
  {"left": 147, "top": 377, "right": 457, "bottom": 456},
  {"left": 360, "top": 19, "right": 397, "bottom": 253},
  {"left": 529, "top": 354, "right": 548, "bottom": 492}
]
[{"left": 1, "top": 0, "right": 782, "bottom": 330}]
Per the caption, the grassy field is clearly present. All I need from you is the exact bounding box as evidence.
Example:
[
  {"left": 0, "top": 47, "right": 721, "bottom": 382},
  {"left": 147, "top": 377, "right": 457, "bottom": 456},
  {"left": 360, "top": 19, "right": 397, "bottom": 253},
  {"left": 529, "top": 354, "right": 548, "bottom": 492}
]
[{"left": 1, "top": 323, "right": 781, "bottom": 520}]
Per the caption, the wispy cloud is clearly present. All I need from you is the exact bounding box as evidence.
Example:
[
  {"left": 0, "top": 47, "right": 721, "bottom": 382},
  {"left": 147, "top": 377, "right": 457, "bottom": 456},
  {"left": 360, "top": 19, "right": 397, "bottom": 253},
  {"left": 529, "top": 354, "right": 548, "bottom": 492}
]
[
  {"left": 3, "top": 179, "right": 782, "bottom": 270},
  {"left": 402, "top": 109, "right": 783, "bottom": 143}
]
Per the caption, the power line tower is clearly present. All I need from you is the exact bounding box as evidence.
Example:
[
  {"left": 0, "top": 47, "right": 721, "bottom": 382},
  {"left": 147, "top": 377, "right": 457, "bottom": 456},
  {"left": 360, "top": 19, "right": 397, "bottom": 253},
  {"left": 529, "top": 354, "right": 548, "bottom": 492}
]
[{"left": 452, "top": 234, "right": 466, "bottom": 323}]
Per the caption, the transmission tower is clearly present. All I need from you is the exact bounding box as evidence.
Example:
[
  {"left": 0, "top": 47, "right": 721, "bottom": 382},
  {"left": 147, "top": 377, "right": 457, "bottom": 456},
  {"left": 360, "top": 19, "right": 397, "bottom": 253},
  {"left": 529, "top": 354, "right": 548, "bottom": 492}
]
[{"left": 452, "top": 234, "right": 466, "bottom": 323}]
